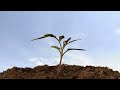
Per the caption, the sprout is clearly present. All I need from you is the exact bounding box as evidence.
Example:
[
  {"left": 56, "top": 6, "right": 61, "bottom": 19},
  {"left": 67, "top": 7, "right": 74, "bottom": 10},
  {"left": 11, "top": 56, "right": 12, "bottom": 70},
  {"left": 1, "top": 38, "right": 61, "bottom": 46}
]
[{"left": 31, "top": 33, "right": 86, "bottom": 65}]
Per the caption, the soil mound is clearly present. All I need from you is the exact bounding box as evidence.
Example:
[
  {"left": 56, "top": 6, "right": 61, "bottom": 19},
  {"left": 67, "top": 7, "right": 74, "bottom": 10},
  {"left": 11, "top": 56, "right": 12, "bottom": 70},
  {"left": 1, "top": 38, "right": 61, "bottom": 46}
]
[{"left": 0, "top": 65, "right": 120, "bottom": 79}]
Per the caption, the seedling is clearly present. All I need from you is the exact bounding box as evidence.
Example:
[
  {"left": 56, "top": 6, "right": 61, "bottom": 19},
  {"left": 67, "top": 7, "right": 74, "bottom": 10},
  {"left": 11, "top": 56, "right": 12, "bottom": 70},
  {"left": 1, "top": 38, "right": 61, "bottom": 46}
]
[{"left": 31, "top": 33, "right": 85, "bottom": 66}]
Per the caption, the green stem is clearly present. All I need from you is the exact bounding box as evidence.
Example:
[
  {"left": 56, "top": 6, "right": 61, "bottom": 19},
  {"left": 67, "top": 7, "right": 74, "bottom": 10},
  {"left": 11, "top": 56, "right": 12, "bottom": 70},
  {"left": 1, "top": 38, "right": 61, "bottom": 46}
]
[
  {"left": 54, "top": 37, "right": 63, "bottom": 54},
  {"left": 59, "top": 54, "right": 63, "bottom": 65},
  {"left": 63, "top": 50, "right": 68, "bottom": 56},
  {"left": 54, "top": 37, "right": 64, "bottom": 65}
]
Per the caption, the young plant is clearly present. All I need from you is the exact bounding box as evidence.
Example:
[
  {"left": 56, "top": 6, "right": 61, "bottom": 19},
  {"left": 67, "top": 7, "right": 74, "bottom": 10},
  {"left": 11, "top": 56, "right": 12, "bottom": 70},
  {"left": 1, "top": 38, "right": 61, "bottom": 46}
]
[{"left": 31, "top": 33, "right": 85, "bottom": 65}]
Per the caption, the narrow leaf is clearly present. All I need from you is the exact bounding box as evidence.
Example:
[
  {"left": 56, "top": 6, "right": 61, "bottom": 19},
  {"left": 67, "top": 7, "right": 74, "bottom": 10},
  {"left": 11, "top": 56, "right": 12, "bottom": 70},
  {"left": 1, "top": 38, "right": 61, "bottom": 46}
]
[
  {"left": 31, "top": 36, "right": 45, "bottom": 41},
  {"left": 67, "top": 48, "right": 86, "bottom": 51},
  {"left": 51, "top": 46, "right": 60, "bottom": 50},
  {"left": 66, "top": 37, "right": 71, "bottom": 42},
  {"left": 44, "top": 33, "right": 55, "bottom": 37},
  {"left": 63, "top": 37, "right": 71, "bottom": 47},
  {"left": 31, "top": 33, "right": 56, "bottom": 41},
  {"left": 68, "top": 39, "right": 81, "bottom": 44},
  {"left": 63, "top": 48, "right": 85, "bottom": 55},
  {"left": 63, "top": 41, "right": 67, "bottom": 46}
]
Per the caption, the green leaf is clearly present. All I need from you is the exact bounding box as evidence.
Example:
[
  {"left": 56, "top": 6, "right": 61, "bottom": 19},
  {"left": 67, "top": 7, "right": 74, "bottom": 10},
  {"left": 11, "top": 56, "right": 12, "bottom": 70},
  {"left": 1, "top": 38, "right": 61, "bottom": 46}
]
[
  {"left": 67, "top": 48, "right": 86, "bottom": 51},
  {"left": 68, "top": 39, "right": 81, "bottom": 44},
  {"left": 63, "top": 48, "right": 86, "bottom": 55},
  {"left": 59, "top": 35, "right": 65, "bottom": 41},
  {"left": 31, "top": 36, "right": 45, "bottom": 41},
  {"left": 51, "top": 46, "right": 60, "bottom": 50},
  {"left": 44, "top": 33, "right": 55, "bottom": 37},
  {"left": 66, "top": 37, "right": 71, "bottom": 42},
  {"left": 31, "top": 33, "right": 56, "bottom": 41},
  {"left": 63, "top": 41, "right": 67, "bottom": 47},
  {"left": 63, "top": 37, "right": 71, "bottom": 47}
]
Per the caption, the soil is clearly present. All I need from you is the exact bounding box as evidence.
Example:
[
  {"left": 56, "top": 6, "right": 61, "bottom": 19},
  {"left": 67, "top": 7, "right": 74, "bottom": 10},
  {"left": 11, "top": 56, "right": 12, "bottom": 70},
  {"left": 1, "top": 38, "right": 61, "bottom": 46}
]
[{"left": 0, "top": 64, "right": 120, "bottom": 79}]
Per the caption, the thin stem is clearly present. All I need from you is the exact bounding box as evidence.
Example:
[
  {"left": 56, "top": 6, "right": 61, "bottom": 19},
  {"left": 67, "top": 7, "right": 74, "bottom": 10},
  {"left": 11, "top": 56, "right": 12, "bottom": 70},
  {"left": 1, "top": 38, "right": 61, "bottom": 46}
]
[
  {"left": 62, "top": 42, "right": 69, "bottom": 50},
  {"left": 63, "top": 44, "right": 65, "bottom": 50},
  {"left": 59, "top": 54, "right": 63, "bottom": 65},
  {"left": 63, "top": 49, "right": 68, "bottom": 56},
  {"left": 54, "top": 37, "right": 63, "bottom": 53},
  {"left": 58, "top": 49, "right": 62, "bottom": 55},
  {"left": 54, "top": 37, "right": 64, "bottom": 65}
]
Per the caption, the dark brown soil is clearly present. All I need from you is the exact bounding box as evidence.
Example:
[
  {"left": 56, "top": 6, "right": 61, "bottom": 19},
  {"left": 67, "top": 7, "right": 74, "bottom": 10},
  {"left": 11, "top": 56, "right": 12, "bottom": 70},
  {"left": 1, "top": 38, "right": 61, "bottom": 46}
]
[{"left": 0, "top": 64, "right": 120, "bottom": 79}]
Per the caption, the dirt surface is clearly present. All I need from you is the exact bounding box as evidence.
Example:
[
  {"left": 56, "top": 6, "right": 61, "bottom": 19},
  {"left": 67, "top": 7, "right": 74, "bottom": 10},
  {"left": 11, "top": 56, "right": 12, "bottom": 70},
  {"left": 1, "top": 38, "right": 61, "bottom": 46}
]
[{"left": 0, "top": 64, "right": 120, "bottom": 79}]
